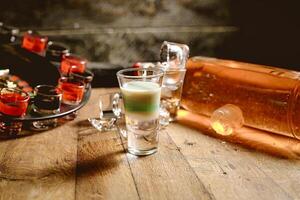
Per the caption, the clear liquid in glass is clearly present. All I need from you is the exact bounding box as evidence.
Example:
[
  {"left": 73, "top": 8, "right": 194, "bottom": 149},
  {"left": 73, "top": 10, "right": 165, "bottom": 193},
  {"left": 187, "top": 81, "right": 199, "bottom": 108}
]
[
  {"left": 126, "top": 116, "right": 159, "bottom": 155},
  {"left": 161, "top": 69, "right": 186, "bottom": 121}
]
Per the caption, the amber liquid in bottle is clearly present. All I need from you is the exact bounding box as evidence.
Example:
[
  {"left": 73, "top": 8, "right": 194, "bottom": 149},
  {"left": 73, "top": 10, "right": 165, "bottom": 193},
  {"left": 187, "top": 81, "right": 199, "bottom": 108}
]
[{"left": 182, "top": 57, "right": 300, "bottom": 139}]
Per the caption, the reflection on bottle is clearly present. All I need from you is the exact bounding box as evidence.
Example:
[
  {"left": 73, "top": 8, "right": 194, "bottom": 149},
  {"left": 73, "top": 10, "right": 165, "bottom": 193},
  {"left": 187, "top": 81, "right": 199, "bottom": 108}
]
[{"left": 210, "top": 104, "right": 244, "bottom": 136}]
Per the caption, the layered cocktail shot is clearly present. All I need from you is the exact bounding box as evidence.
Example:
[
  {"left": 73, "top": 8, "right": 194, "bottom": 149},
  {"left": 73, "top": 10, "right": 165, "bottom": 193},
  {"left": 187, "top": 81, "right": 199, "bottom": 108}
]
[{"left": 117, "top": 68, "right": 164, "bottom": 156}]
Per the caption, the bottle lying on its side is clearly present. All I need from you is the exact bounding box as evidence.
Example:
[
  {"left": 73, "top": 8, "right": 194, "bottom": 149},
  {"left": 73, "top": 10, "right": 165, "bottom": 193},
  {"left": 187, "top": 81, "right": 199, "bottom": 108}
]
[{"left": 182, "top": 56, "right": 300, "bottom": 139}]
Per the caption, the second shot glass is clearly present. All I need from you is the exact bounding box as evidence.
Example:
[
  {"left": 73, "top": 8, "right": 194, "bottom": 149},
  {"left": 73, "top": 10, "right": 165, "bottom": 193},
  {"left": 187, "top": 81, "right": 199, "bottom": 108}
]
[
  {"left": 69, "top": 68, "right": 94, "bottom": 89},
  {"left": 31, "top": 85, "right": 62, "bottom": 130},
  {"left": 0, "top": 88, "right": 30, "bottom": 136},
  {"left": 58, "top": 76, "right": 85, "bottom": 106},
  {"left": 60, "top": 53, "right": 87, "bottom": 75}
]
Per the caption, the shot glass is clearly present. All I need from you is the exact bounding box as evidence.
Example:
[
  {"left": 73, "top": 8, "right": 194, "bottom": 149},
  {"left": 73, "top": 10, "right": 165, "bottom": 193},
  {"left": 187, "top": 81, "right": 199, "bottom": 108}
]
[
  {"left": 116, "top": 68, "right": 164, "bottom": 156},
  {"left": 60, "top": 53, "right": 87, "bottom": 75},
  {"left": 0, "top": 88, "right": 30, "bottom": 136},
  {"left": 88, "top": 92, "right": 123, "bottom": 131},
  {"left": 159, "top": 41, "right": 189, "bottom": 121},
  {"left": 69, "top": 69, "right": 94, "bottom": 89},
  {"left": 31, "top": 85, "right": 62, "bottom": 130},
  {"left": 160, "top": 67, "right": 186, "bottom": 121},
  {"left": 46, "top": 41, "right": 70, "bottom": 65},
  {"left": 22, "top": 30, "right": 48, "bottom": 54},
  {"left": 58, "top": 76, "right": 85, "bottom": 106}
]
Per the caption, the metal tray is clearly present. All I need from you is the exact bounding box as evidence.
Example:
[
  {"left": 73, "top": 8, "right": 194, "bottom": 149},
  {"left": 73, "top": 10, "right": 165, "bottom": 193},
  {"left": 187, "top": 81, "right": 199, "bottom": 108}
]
[
  {"left": 0, "top": 86, "right": 91, "bottom": 122},
  {"left": 0, "top": 44, "right": 92, "bottom": 122}
]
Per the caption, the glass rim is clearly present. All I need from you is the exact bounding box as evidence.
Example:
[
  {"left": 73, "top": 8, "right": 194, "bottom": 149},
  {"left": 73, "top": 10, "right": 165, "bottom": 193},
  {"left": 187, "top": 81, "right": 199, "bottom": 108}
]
[
  {"left": 46, "top": 41, "right": 70, "bottom": 54},
  {"left": 62, "top": 53, "right": 87, "bottom": 63},
  {"left": 58, "top": 76, "right": 85, "bottom": 88},
  {"left": 117, "top": 67, "right": 164, "bottom": 79},
  {"left": 70, "top": 68, "right": 94, "bottom": 77},
  {"left": 0, "top": 87, "right": 30, "bottom": 102},
  {"left": 34, "top": 85, "right": 62, "bottom": 97},
  {"left": 25, "top": 30, "right": 48, "bottom": 39}
]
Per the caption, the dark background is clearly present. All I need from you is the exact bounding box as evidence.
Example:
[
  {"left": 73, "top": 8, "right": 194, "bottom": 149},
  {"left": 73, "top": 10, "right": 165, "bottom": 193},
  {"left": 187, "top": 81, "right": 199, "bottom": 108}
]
[{"left": 1, "top": 0, "right": 300, "bottom": 70}]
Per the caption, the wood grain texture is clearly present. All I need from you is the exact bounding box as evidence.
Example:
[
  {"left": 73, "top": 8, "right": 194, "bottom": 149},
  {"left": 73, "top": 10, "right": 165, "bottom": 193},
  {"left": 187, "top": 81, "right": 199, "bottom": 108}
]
[
  {"left": 167, "top": 123, "right": 300, "bottom": 200},
  {"left": 126, "top": 129, "right": 213, "bottom": 200},
  {"left": 75, "top": 88, "right": 139, "bottom": 200},
  {"left": 77, "top": 88, "right": 212, "bottom": 200},
  {"left": 0, "top": 88, "right": 299, "bottom": 200},
  {"left": 0, "top": 121, "right": 78, "bottom": 200}
]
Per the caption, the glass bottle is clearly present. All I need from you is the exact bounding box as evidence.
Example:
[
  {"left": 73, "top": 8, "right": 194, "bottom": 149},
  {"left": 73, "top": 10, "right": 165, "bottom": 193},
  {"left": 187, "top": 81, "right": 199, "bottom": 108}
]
[{"left": 182, "top": 56, "right": 300, "bottom": 139}]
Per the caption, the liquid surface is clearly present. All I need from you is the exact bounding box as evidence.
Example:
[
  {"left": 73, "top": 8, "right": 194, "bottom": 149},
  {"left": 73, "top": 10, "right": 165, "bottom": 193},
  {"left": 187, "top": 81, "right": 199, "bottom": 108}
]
[{"left": 0, "top": 93, "right": 28, "bottom": 116}]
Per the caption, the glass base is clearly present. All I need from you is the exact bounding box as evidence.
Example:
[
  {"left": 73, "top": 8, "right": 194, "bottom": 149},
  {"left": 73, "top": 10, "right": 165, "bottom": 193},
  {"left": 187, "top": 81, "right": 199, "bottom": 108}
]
[
  {"left": 168, "top": 109, "right": 178, "bottom": 122},
  {"left": 169, "top": 116, "right": 177, "bottom": 122},
  {"left": 88, "top": 117, "right": 116, "bottom": 131},
  {"left": 0, "top": 121, "right": 23, "bottom": 137},
  {"left": 128, "top": 147, "right": 158, "bottom": 156},
  {"left": 63, "top": 111, "right": 78, "bottom": 121},
  {"left": 62, "top": 100, "right": 81, "bottom": 106}
]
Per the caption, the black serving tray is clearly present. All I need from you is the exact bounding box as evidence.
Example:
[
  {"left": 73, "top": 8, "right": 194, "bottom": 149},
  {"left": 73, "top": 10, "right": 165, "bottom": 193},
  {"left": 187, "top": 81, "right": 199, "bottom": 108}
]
[
  {"left": 0, "top": 43, "right": 92, "bottom": 122},
  {"left": 0, "top": 86, "right": 91, "bottom": 122},
  {"left": 0, "top": 44, "right": 61, "bottom": 87}
]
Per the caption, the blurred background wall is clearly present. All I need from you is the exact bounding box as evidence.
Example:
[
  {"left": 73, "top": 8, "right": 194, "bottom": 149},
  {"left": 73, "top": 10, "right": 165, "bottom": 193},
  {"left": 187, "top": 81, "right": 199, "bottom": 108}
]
[{"left": 0, "top": 0, "right": 300, "bottom": 69}]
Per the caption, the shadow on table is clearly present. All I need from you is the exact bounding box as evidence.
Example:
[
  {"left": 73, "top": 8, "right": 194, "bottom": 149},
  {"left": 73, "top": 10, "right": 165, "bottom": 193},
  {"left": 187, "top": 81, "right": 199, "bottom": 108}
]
[{"left": 0, "top": 122, "right": 124, "bottom": 181}]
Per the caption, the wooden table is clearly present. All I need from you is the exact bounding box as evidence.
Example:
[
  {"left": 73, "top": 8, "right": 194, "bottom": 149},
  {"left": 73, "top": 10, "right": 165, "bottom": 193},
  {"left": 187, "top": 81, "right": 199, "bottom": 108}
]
[{"left": 0, "top": 88, "right": 299, "bottom": 200}]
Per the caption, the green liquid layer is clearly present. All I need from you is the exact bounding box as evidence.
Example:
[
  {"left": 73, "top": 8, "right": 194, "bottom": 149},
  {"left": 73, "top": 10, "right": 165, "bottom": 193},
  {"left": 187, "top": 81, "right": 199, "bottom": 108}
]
[{"left": 121, "top": 81, "right": 161, "bottom": 114}]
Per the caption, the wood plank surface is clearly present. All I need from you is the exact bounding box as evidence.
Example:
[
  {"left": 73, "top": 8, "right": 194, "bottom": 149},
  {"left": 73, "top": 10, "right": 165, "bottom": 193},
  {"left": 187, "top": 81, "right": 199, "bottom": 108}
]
[
  {"left": 0, "top": 120, "right": 78, "bottom": 200},
  {"left": 167, "top": 123, "right": 300, "bottom": 200},
  {"left": 0, "top": 88, "right": 300, "bottom": 200},
  {"left": 75, "top": 88, "right": 139, "bottom": 200},
  {"left": 126, "top": 129, "right": 213, "bottom": 200},
  {"left": 76, "top": 89, "right": 212, "bottom": 200}
]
